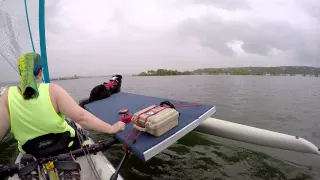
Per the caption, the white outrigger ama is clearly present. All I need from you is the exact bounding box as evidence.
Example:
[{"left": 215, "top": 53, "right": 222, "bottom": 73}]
[{"left": 195, "top": 118, "right": 320, "bottom": 156}]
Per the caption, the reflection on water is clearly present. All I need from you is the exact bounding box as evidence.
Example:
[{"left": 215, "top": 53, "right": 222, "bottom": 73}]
[
  {"left": 91, "top": 131, "right": 313, "bottom": 180},
  {"left": 0, "top": 130, "right": 313, "bottom": 180},
  {"left": 0, "top": 134, "right": 19, "bottom": 164}
]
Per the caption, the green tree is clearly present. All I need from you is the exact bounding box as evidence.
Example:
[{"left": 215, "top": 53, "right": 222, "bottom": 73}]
[
  {"left": 138, "top": 72, "right": 148, "bottom": 76},
  {"left": 229, "top": 68, "right": 250, "bottom": 75},
  {"left": 147, "top": 70, "right": 156, "bottom": 76},
  {"left": 138, "top": 69, "right": 193, "bottom": 76},
  {"left": 268, "top": 67, "right": 276, "bottom": 75}
]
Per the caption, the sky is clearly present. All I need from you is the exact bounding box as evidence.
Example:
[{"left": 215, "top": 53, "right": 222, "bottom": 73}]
[{"left": 0, "top": 0, "right": 319, "bottom": 82}]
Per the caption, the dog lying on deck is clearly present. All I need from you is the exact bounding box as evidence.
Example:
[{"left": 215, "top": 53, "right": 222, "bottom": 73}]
[{"left": 79, "top": 75, "right": 123, "bottom": 108}]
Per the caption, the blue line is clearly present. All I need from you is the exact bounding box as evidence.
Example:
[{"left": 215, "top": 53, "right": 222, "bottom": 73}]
[
  {"left": 39, "top": 0, "right": 50, "bottom": 83},
  {"left": 24, "top": 0, "right": 35, "bottom": 52}
]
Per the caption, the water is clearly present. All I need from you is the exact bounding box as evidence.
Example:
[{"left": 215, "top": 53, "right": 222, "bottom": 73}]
[{"left": 1, "top": 75, "right": 319, "bottom": 180}]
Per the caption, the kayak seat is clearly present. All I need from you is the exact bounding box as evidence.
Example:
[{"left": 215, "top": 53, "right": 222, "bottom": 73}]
[
  {"left": 54, "top": 160, "right": 81, "bottom": 180},
  {"left": 22, "top": 131, "right": 81, "bottom": 158}
]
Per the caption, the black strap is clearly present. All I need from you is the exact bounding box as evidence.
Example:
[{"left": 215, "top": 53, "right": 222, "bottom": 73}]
[
  {"left": 160, "top": 101, "right": 176, "bottom": 109},
  {"left": 57, "top": 154, "right": 73, "bottom": 161},
  {"left": 20, "top": 154, "right": 36, "bottom": 164},
  {"left": 18, "top": 161, "right": 38, "bottom": 178}
]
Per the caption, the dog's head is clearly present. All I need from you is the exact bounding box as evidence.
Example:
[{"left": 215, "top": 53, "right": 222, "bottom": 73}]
[{"left": 110, "top": 74, "right": 123, "bottom": 84}]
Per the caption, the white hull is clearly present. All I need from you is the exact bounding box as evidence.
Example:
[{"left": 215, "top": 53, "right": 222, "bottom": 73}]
[
  {"left": 195, "top": 117, "right": 320, "bottom": 155},
  {"left": 9, "top": 137, "right": 124, "bottom": 180}
]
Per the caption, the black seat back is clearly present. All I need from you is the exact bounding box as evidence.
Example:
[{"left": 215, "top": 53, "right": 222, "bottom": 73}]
[{"left": 22, "top": 131, "right": 75, "bottom": 158}]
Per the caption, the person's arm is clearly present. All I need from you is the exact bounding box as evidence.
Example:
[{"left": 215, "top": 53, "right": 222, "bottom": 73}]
[
  {"left": 50, "top": 83, "right": 125, "bottom": 134},
  {"left": 0, "top": 89, "right": 10, "bottom": 137}
]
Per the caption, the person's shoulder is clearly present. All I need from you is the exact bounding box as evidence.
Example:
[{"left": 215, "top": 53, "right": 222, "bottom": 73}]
[
  {"left": 48, "top": 82, "right": 62, "bottom": 90},
  {"left": 0, "top": 87, "right": 10, "bottom": 97},
  {"left": 47, "top": 82, "right": 64, "bottom": 95},
  {"left": 0, "top": 87, "right": 6, "bottom": 96},
  {"left": 0, "top": 87, "right": 9, "bottom": 106},
  {"left": 48, "top": 83, "right": 69, "bottom": 96}
]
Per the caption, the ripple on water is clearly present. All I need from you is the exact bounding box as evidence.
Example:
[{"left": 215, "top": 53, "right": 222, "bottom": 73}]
[
  {"left": 0, "top": 131, "right": 314, "bottom": 180},
  {"left": 98, "top": 132, "right": 314, "bottom": 180}
]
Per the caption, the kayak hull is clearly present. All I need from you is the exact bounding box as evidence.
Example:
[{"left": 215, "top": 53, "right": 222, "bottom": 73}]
[{"left": 8, "top": 138, "right": 124, "bottom": 180}]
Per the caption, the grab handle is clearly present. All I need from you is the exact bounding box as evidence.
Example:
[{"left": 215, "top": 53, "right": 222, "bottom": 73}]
[
  {"left": 160, "top": 101, "right": 176, "bottom": 109},
  {"left": 133, "top": 124, "right": 146, "bottom": 132}
]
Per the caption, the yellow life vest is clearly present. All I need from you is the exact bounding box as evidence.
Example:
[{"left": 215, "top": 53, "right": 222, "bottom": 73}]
[{"left": 7, "top": 83, "right": 75, "bottom": 153}]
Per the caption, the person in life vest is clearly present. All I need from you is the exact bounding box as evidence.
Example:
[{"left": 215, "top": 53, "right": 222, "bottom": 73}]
[{"left": 0, "top": 52, "right": 125, "bottom": 156}]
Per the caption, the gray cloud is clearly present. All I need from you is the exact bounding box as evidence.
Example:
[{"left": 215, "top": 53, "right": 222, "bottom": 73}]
[
  {"left": 1, "top": 0, "right": 320, "bottom": 81},
  {"left": 178, "top": 9, "right": 320, "bottom": 66},
  {"left": 297, "top": 0, "right": 320, "bottom": 23},
  {"left": 193, "top": 0, "right": 251, "bottom": 10}
]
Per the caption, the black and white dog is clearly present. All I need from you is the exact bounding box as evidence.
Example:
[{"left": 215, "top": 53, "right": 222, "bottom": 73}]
[{"left": 79, "top": 75, "right": 123, "bottom": 108}]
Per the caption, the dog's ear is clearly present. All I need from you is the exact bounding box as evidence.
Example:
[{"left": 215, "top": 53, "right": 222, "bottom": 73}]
[{"left": 113, "top": 74, "right": 122, "bottom": 79}]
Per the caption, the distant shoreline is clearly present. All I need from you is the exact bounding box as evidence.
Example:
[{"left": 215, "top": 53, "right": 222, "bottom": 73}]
[
  {"left": 134, "top": 74, "right": 318, "bottom": 77},
  {"left": 51, "top": 76, "right": 80, "bottom": 81},
  {"left": 136, "top": 66, "right": 320, "bottom": 77},
  {"left": 51, "top": 75, "right": 95, "bottom": 81}
]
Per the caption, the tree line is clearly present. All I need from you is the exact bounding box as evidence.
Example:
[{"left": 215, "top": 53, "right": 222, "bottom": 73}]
[
  {"left": 138, "top": 69, "right": 192, "bottom": 76},
  {"left": 138, "top": 66, "right": 320, "bottom": 77}
]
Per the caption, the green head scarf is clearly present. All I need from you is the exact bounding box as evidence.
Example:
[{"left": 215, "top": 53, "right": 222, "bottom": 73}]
[{"left": 18, "top": 52, "right": 43, "bottom": 98}]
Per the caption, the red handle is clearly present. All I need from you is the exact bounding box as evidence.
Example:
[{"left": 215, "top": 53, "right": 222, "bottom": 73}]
[{"left": 121, "top": 113, "right": 132, "bottom": 123}]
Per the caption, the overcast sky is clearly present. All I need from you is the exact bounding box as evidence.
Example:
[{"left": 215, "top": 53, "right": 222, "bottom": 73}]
[{"left": 0, "top": 0, "right": 319, "bottom": 82}]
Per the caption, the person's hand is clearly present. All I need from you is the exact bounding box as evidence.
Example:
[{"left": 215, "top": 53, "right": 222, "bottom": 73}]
[{"left": 111, "top": 121, "right": 126, "bottom": 134}]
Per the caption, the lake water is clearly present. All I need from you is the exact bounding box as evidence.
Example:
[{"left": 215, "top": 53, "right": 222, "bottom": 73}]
[{"left": 1, "top": 75, "right": 320, "bottom": 180}]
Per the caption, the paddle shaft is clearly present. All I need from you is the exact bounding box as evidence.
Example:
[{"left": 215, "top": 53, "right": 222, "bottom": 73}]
[{"left": 110, "top": 150, "right": 130, "bottom": 180}]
